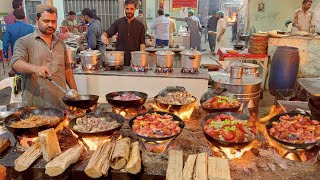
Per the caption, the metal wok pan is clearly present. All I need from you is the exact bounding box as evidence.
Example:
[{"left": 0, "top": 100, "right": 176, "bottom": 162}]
[
  {"left": 200, "top": 88, "right": 241, "bottom": 113},
  {"left": 62, "top": 95, "right": 99, "bottom": 109},
  {"left": 129, "top": 111, "right": 185, "bottom": 142},
  {"left": 69, "top": 112, "right": 125, "bottom": 138},
  {"left": 202, "top": 112, "right": 255, "bottom": 147},
  {"left": 4, "top": 108, "right": 65, "bottom": 137},
  {"left": 266, "top": 112, "right": 320, "bottom": 149},
  {"left": 105, "top": 91, "right": 148, "bottom": 109},
  {"left": 154, "top": 86, "right": 197, "bottom": 112}
]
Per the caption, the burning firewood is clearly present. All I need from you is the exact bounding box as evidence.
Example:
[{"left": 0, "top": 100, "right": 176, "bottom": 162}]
[
  {"left": 166, "top": 150, "right": 183, "bottom": 180},
  {"left": 111, "top": 137, "right": 131, "bottom": 170},
  {"left": 85, "top": 141, "right": 115, "bottom": 178},
  {"left": 182, "top": 154, "right": 197, "bottom": 180},
  {"left": 14, "top": 141, "right": 42, "bottom": 172},
  {"left": 45, "top": 145, "right": 83, "bottom": 177},
  {"left": 0, "top": 138, "right": 11, "bottom": 155},
  {"left": 194, "top": 153, "right": 208, "bottom": 180},
  {"left": 39, "top": 128, "right": 61, "bottom": 162},
  {"left": 125, "top": 141, "right": 141, "bottom": 174},
  {"left": 208, "top": 157, "right": 231, "bottom": 180}
]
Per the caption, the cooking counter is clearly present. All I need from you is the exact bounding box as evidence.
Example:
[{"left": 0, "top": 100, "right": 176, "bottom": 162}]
[
  {"left": 268, "top": 36, "right": 320, "bottom": 78},
  {"left": 73, "top": 67, "right": 209, "bottom": 104}
]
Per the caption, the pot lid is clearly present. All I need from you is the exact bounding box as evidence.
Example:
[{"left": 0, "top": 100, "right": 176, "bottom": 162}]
[
  {"left": 155, "top": 50, "right": 174, "bottom": 55},
  {"left": 80, "top": 49, "right": 101, "bottom": 55},
  {"left": 180, "top": 49, "right": 202, "bottom": 55},
  {"left": 131, "top": 51, "right": 149, "bottom": 55}
]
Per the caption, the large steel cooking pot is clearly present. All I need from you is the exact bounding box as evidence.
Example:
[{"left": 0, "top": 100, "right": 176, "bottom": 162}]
[
  {"left": 243, "top": 63, "right": 259, "bottom": 77},
  {"left": 131, "top": 51, "right": 149, "bottom": 67},
  {"left": 155, "top": 50, "right": 175, "bottom": 68},
  {"left": 104, "top": 51, "right": 124, "bottom": 66},
  {"left": 180, "top": 49, "right": 202, "bottom": 69},
  {"left": 79, "top": 50, "right": 101, "bottom": 69},
  {"left": 66, "top": 46, "right": 77, "bottom": 64}
]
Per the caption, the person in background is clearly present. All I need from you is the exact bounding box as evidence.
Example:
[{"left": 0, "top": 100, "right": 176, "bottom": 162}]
[
  {"left": 77, "top": 12, "right": 86, "bottom": 26},
  {"left": 151, "top": 9, "right": 170, "bottom": 47},
  {"left": 61, "top": 11, "right": 78, "bottom": 33},
  {"left": 292, "top": 0, "right": 315, "bottom": 33},
  {"left": 209, "top": 11, "right": 226, "bottom": 54},
  {"left": 81, "top": 8, "right": 105, "bottom": 65},
  {"left": 165, "top": 13, "right": 177, "bottom": 47},
  {"left": 3, "top": 9, "right": 34, "bottom": 64},
  {"left": 91, "top": 9, "right": 101, "bottom": 22},
  {"left": 4, "top": 0, "right": 29, "bottom": 26},
  {"left": 174, "top": 9, "right": 202, "bottom": 51},
  {"left": 198, "top": 13, "right": 206, "bottom": 41},
  {"left": 101, "top": 0, "right": 145, "bottom": 66},
  {"left": 10, "top": 4, "right": 77, "bottom": 107},
  {"left": 231, "top": 14, "right": 238, "bottom": 42},
  {"left": 207, "top": 11, "right": 218, "bottom": 54},
  {"left": 136, "top": 10, "right": 148, "bottom": 31}
]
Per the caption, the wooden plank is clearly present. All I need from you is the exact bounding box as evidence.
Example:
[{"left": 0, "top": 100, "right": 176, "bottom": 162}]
[
  {"left": 194, "top": 153, "right": 208, "bottom": 180},
  {"left": 182, "top": 154, "right": 197, "bottom": 180},
  {"left": 166, "top": 150, "right": 183, "bottom": 180},
  {"left": 208, "top": 157, "right": 231, "bottom": 180},
  {"left": 14, "top": 141, "right": 42, "bottom": 172}
]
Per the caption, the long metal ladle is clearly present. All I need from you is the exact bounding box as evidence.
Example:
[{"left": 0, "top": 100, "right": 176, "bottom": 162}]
[{"left": 46, "top": 76, "right": 79, "bottom": 100}]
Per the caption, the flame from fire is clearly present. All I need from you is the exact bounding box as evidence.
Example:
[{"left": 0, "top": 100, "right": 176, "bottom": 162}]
[
  {"left": 148, "top": 102, "right": 195, "bottom": 120},
  {"left": 210, "top": 140, "right": 260, "bottom": 159},
  {"left": 258, "top": 105, "right": 305, "bottom": 161},
  {"left": 81, "top": 137, "right": 110, "bottom": 150},
  {"left": 19, "top": 137, "right": 38, "bottom": 148}
]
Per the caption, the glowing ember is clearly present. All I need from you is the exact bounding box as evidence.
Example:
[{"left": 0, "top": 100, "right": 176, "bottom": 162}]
[
  {"left": 113, "top": 107, "right": 147, "bottom": 119},
  {"left": 141, "top": 139, "right": 173, "bottom": 153},
  {"left": 209, "top": 140, "right": 260, "bottom": 159},
  {"left": 18, "top": 137, "right": 38, "bottom": 148}
]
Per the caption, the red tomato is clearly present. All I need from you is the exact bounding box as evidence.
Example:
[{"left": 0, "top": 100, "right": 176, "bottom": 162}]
[
  {"left": 136, "top": 116, "right": 144, "bottom": 120},
  {"left": 235, "top": 130, "right": 245, "bottom": 142},
  {"left": 221, "top": 129, "right": 235, "bottom": 140},
  {"left": 219, "top": 114, "right": 229, "bottom": 119},
  {"left": 294, "top": 122, "right": 303, "bottom": 129}
]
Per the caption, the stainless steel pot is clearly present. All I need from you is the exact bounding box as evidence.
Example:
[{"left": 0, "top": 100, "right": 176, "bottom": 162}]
[
  {"left": 131, "top": 51, "right": 149, "bottom": 67},
  {"left": 230, "top": 66, "right": 243, "bottom": 79},
  {"left": 155, "top": 50, "right": 175, "bottom": 68},
  {"left": 180, "top": 49, "right": 202, "bottom": 69},
  {"left": 104, "top": 51, "right": 124, "bottom": 66},
  {"left": 79, "top": 50, "right": 101, "bottom": 69},
  {"left": 66, "top": 46, "right": 77, "bottom": 64},
  {"left": 243, "top": 63, "right": 259, "bottom": 77}
]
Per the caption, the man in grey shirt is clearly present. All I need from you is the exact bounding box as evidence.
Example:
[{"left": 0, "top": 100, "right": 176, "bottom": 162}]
[
  {"left": 175, "top": 9, "right": 202, "bottom": 51},
  {"left": 207, "top": 11, "right": 218, "bottom": 54}
]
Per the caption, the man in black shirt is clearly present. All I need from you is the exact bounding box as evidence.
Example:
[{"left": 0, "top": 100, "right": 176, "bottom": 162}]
[
  {"left": 207, "top": 11, "right": 218, "bottom": 55},
  {"left": 101, "top": 0, "right": 145, "bottom": 66}
]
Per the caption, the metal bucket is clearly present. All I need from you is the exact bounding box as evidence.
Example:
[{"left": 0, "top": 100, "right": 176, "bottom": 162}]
[{"left": 211, "top": 74, "right": 262, "bottom": 113}]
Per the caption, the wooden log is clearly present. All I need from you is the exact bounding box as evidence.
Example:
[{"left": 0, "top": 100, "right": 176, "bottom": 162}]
[
  {"left": 100, "top": 141, "right": 115, "bottom": 176},
  {"left": 208, "top": 157, "right": 231, "bottom": 180},
  {"left": 38, "top": 128, "right": 61, "bottom": 162},
  {"left": 125, "top": 141, "right": 141, "bottom": 174},
  {"left": 0, "top": 138, "right": 11, "bottom": 155},
  {"left": 85, "top": 141, "right": 114, "bottom": 178},
  {"left": 14, "top": 141, "right": 42, "bottom": 172},
  {"left": 182, "top": 154, "right": 197, "bottom": 180},
  {"left": 45, "top": 145, "right": 83, "bottom": 177},
  {"left": 166, "top": 150, "right": 183, "bottom": 180},
  {"left": 111, "top": 137, "right": 131, "bottom": 170},
  {"left": 194, "top": 153, "right": 208, "bottom": 180}
]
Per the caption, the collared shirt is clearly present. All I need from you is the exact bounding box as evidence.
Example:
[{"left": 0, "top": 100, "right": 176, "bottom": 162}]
[
  {"left": 151, "top": 15, "right": 170, "bottom": 40},
  {"left": 293, "top": 8, "right": 315, "bottom": 33},
  {"left": 168, "top": 17, "right": 177, "bottom": 41},
  {"left": 106, "top": 17, "right": 145, "bottom": 66},
  {"left": 11, "top": 31, "right": 69, "bottom": 108},
  {"left": 61, "top": 18, "right": 78, "bottom": 33},
  {"left": 3, "top": 21, "right": 34, "bottom": 58},
  {"left": 4, "top": 11, "right": 29, "bottom": 26},
  {"left": 86, "top": 19, "right": 103, "bottom": 50},
  {"left": 207, "top": 16, "right": 218, "bottom": 31}
]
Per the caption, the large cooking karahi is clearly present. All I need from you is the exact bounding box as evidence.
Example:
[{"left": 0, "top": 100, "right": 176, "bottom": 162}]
[
  {"left": 154, "top": 87, "right": 196, "bottom": 112},
  {"left": 202, "top": 112, "right": 256, "bottom": 147},
  {"left": 4, "top": 108, "right": 65, "bottom": 137},
  {"left": 266, "top": 112, "right": 320, "bottom": 149},
  {"left": 69, "top": 111, "right": 125, "bottom": 137},
  {"left": 62, "top": 95, "right": 99, "bottom": 109},
  {"left": 105, "top": 91, "right": 148, "bottom": 109},
  {"left": 129, "top": 111, "right": 185, "bottom": 142}
]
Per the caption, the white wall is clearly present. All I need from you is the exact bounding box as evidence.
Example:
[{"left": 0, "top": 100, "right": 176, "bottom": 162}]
[
  {"left": 0, "top": 0, "right": 13, "bottom": 14},
  {"left": 53, "top": 0, "right": 64, "bottom": 29}
]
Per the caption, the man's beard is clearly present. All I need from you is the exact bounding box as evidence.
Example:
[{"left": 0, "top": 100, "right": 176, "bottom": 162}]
[
  {"left": 39, "top": 26, "right": 55, "bottom": 35},
  {"left": 126, "top": 13, "right": 134, "bottom": 19}
]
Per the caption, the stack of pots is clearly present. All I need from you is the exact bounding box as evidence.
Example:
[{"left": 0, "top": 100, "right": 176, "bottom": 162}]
[
  {"left": 180, "top": 49, "right": 202, "bottom": 70},
  {"left": 155, "top": 50, "right": 175, "bottom": 68},
  {"left": 248, "top": 33, "right": 269, "bottom": 54}
]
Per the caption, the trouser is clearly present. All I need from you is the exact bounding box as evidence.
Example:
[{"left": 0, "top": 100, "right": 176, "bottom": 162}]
[
  {"left": 156, "top": 39, "right": 169, "bottom": 46},
  {"left": 201, "top": 28, "right": 208, "bottom": 41},
  {"left": 232, "top": 32, "right": 237, "bottom": 41},
  {"left": 208, "top": 34, "right": 216, "bottom": 52}
]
